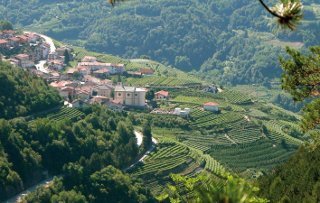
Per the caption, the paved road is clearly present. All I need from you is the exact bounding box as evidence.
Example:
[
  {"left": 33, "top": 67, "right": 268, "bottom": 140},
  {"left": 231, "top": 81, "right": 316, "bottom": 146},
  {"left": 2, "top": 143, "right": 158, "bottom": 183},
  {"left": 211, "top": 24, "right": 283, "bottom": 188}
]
[
  {"left": 4, "top": 177, "right": 54, "bottom": 203},
  {"left": 124, "top": 133, "right": 158, "bottom": 172},
  {"left": 24, "top": 32, "right": 56, "bottom": 73},
  {"left": 4, "top": 130, "right": 157, "bottom": 203},
  {"left": 35, "top": 60, "right": 49, "bottom": 73},
  {"left": 37, "top": 33, "right": 56, "bottom": 54},
  {"left": 134, "top": 130, "right": 143, "bottom": 146}
]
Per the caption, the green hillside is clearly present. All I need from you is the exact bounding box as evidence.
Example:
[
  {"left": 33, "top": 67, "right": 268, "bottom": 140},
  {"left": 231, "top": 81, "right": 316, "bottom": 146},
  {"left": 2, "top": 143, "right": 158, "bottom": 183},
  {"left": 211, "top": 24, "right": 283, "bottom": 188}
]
[
  {"left": 1, "top": 0, "right": 319, "bottom": 85},
  {"left": 0, "top": 61, "right": 61, "bottom": 119}
]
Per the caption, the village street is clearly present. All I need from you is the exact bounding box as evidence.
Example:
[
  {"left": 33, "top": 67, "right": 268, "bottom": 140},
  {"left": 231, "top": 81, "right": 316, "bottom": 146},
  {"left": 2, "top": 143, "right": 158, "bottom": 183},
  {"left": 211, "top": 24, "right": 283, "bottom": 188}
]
[{"left": 24, "top": 32, "right": 56, "bottom": 73}]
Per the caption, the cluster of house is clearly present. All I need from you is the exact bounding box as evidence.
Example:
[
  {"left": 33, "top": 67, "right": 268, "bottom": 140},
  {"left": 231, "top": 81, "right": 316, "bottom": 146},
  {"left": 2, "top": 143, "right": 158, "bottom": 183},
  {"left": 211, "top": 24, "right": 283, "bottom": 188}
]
[
  {"left": 66, "top": 56, "right": 125, "bottom": 79},
  {"left": 47, "top": 46, "right": 72, "bottom": 71},
  {"left": 0, "top": 29, "right": 72, "bottom": 72},
  {"left": 0, "top": 30, "right": 48, "bottom": 68},
  {"left": 0, "top": 30, "right": 40, "bottom": 50},
  {"left": 50, "top": 76, "right": 147, "bottom": 109}
]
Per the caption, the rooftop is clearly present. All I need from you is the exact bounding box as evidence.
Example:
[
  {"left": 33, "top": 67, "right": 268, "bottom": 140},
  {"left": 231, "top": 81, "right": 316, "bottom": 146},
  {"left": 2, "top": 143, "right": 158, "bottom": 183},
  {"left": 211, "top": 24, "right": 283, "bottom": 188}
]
[
  {"left": 0, "top": 39, "right": 8, "bottom": 44},
  {"left": 155, "top": 90, "right": 169, "bottom": 97},
  {"left": 203, "top": 102, "right": 219, "bottom": 106}
]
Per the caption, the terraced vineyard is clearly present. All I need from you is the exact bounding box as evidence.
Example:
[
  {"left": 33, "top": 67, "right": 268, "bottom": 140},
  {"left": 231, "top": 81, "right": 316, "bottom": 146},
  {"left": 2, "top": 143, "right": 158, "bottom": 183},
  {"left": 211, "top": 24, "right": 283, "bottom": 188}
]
[
  {"left": 129, "top": 141, "right": 202, "bottom": 194},
  {"left": 172, "top": 95, "right": 222, "bottom": 106},
  {"left": 45, "top": 107, "right": 85, "bottom": 122},
  {"left": 218, "top": 90, "right": 253, "bottom": 104},
  {"left": 129, "top": 139, "right": 227, "bottom": 195},
  {"left": 127, "top": 76, "right": 202, "bottom": 87},
  {"left": 227, "top": 123, "right": 262, "bottom": 144},
  {"left": 193, "top": 112, "right": 244, "bottom": 129},
  {"left": 265, "top": 120, "right": 304, "bottom": 145},
  {"left": 209, "top": 140, "right": 297, "bottom": 173}
]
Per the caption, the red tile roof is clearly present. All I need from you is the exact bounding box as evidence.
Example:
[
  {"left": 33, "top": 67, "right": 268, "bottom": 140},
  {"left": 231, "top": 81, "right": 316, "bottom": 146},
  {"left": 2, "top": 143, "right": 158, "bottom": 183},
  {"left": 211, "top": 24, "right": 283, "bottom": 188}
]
[
  {"left": 203, "top": 102, "right": 219, "bottom": 106},
  {"left": 140, "top": 68, "right": 154, "bottom": 75},
  {"left": 15, "top": 54, "right": 29, "bottom": 60},
  {"left": 0, "top": 39, "right": 8, "bottom": 44},
  {"left": 94, "top": 68, "right": 110, "bottom": 74},
  {"left": 155, "top": 90, "right": 169, "bottom": 97},
  {"left": 9, "top": 37, "right": 20, "bottom": 42}
]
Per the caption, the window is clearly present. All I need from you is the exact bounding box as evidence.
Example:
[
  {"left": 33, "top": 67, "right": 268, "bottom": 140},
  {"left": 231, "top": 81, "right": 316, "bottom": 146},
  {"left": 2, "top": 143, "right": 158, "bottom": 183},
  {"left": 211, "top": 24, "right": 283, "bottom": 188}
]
[
  {"left": 127, "top": 93, "right": 131, "bottom": 96},
  {"left": 118, "top": 93, "right": 121, "bottom": 96},
  {"left": 135, "top": 93, "right": 138, "bottom": 96}
]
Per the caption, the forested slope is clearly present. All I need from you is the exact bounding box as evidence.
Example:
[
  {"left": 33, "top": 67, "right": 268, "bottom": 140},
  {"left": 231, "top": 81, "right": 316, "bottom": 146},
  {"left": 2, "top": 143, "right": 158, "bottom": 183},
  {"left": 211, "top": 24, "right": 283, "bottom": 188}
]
[
  {"left": 1, "top": 0, "right": 319, "bottom": 84},
  {"left": 0, "top": 61, "right": 61, "bottom": 119},
  {"left": 258, "top": 144, "right": 320, "bottom": 202},
  {"left": 0, "top": 105, "right": 153, "bottom": 202}
]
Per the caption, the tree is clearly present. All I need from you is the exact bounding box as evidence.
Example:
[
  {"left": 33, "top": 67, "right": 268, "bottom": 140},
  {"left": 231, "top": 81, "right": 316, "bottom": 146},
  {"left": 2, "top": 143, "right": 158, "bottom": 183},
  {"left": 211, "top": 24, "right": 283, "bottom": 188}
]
[
  {"left": 88, "top": 166, "right": 154, "bottom": 203},
  {"left": 109, "top": 0, "right": 303, "bottom": 30},
  {"left": 280, "top": 47, "right": 320, "bottom": 133},
  {"left": 142, "top": 121, "right": 152, "bottom": 150},
  {"left": 145, "top": 89, "right": 154, "bottom": 101},
  {"left": 160, "top": 174, "right": 268, "bottom": 203},
  {"left": 64, "top": 49, "right": 70, "bottom": 65},
  {"left": 258, "top": 0, "right": 303, "bottom": 30},
  {"left": 51, "top": 190, "right": 87, "bottom": 203},
  {"left": 0, "top": 20, "right": 13, "bottom": 30}
]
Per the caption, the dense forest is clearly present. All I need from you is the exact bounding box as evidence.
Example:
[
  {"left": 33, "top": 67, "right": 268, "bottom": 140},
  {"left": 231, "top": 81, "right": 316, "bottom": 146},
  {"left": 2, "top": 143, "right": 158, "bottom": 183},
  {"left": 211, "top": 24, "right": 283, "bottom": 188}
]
[
  {"left": 0, "top": 104, "right": 153, "bottom": 201},
  {"left": 0, "top": 61, "right": 61, "bottom": 119},
  {"left": 1, "top": 0, "right": 319, "bottom": 84},
  {"left": 258, "top": 144, "right": 320, "bottom": 202}
]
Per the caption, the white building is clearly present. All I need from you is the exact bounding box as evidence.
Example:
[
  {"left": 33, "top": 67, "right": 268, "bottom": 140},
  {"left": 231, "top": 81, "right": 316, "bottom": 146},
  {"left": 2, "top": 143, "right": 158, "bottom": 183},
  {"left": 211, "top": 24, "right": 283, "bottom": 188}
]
[{"left": 174, "top": 108, "right": 190, "bottom": 117}]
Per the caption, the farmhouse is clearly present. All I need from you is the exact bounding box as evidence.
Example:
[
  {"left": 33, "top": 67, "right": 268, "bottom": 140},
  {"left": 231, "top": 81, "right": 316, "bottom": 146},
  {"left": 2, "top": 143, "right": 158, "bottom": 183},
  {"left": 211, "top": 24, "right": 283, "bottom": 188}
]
[
  {"left": 155, "top": 90, "right": 169, "bottom": 100},
  {"left": 75, "top": 86, "right": 93, "bottom": 100},
  {"left": 94, "top": 84, "right": 114, "bottom": 98},
  {"left": 59, "top": 86, "right": 76, "bottom": 101},
  {"left": 140, "top": 68, "right": 154, "bottom": 76},
  {"left": 92, "top": 68, "right": 110, "bottom": 78},
  {"left": 8, "top": 37, "right": 20, "bottom": 47},
  {"left": 174, "top": 108, "right": 191, "bottom": 117},
  {"left": 82, "top": 56, "right": 97, "bottom": 62},
  {"left": 114, "top": 83, "right": 146, "bottom": 107},
  {"left": 203, "top": 102, "right": 219, "bottom": 112},
  {"left": 0, "top": 30, "right": 16, "bottom": 39},
  {"left": 48, "top": 60, "right": 65, "bottom": 71},
  {"left": 14, "top": 54, "right": 34, "bottom": 68},
  {"left": 0, "top": 39, "right": 8, "bottom": 48}
]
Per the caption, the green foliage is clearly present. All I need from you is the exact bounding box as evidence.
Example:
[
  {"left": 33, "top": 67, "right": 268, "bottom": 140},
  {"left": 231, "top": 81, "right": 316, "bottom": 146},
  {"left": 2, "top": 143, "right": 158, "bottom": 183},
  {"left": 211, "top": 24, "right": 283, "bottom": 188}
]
[
  {"left": 0, "top": 106, "right": 144, "bottom": 201},
  {"left": 63, "top": 49, "right": 70, "bottom": 65},
  {"left": 0, "top": 61, "right": 61, "bottom": 119},
  {"left": 88, "top": 166, "right": 153, "bottom": 203},
  {"left": 280, "top": 46, "right": 320, "bottom": 132},
  {"left": 281, "top": 47, "right": 320, "bottom": 101},
  {"left": 163, "top": 174, "right": 268, "bottom": 203},
  {"left": 0, "top": 20, "right": 13, "bottom": 30},
  {"left": 142, "top": 121, "right": 152, "bottom": 150},
  {"left": 259, "top": 144, "right": 320, "bottom": 202},
  {"left": 2, "top": 0, "right": 319, "bottom": 84},
  {"left": 146, "top": 89, "right": 155, "bottom": 101}
]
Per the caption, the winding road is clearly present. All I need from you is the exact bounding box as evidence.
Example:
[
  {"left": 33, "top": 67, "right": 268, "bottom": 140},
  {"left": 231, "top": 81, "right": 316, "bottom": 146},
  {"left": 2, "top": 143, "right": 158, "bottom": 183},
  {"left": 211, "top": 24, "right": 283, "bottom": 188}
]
[
  {"left": 4, "top": 130, "right": 157, "bottom": 203},
  {"left": 24, "top": 32, "right": 56, "bottom": 74}
]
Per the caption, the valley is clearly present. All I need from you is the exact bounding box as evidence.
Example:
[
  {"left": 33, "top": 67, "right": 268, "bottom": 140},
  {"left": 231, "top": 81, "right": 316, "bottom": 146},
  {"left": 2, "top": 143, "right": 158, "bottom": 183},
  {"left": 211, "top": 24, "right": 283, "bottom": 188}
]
[
  {"left": 0, "top": 0, "right": 320, "bottom": 202},
  {"left": 0, "top": 31, "right": 310, "bottom": 201}
]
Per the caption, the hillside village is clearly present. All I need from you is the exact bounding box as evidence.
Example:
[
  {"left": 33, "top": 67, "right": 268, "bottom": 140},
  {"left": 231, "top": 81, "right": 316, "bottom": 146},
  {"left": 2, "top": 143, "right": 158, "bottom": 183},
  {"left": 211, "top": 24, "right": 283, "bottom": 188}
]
[{"left": 0, "top": 30, "right": 223, "bottom": 116}]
